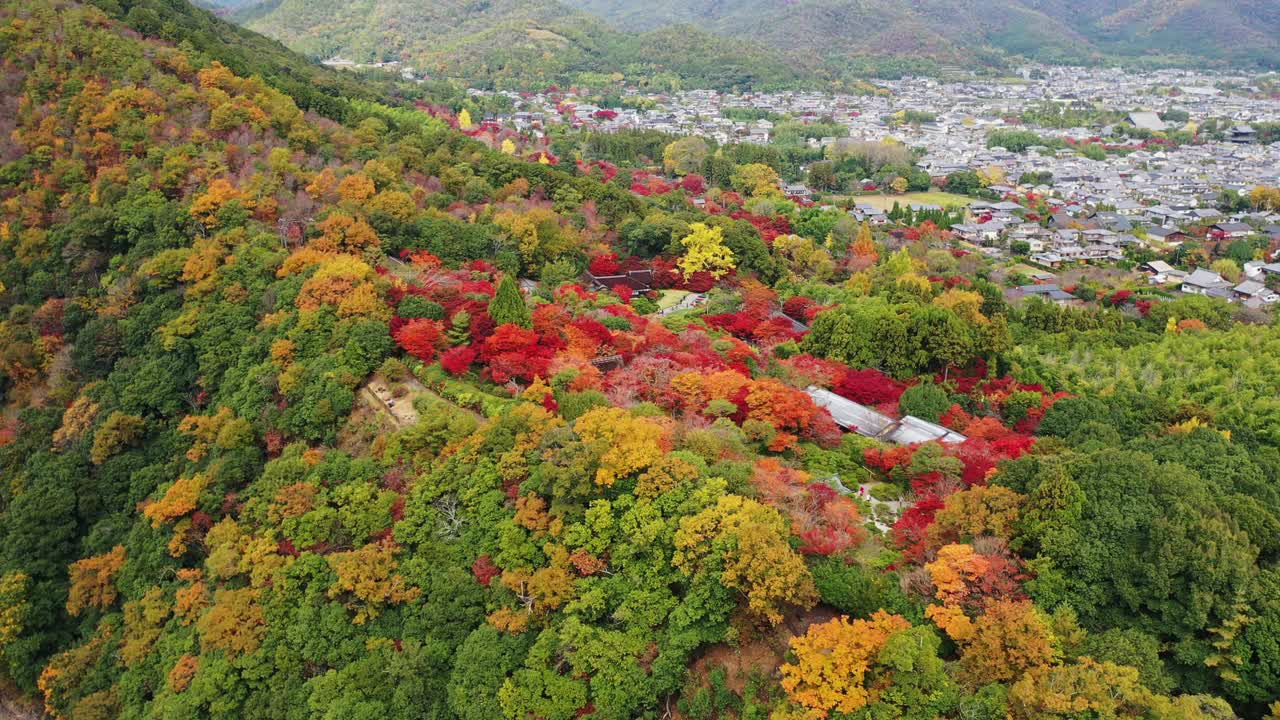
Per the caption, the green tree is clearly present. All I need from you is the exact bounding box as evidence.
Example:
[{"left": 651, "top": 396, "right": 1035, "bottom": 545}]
[
  {"left": 489, "top": 275, "right": 532, "bottom": 329},
  {"left": 898, "top": 383, "right": 952, "bottom": 423},
  {"left": 662, "top": 137, "right": 710, "bottom": 176}
]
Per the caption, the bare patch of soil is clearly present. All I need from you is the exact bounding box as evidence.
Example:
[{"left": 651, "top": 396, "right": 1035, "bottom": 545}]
[{"left": 675, "top": 605, "right": 839, "bottom": 717}]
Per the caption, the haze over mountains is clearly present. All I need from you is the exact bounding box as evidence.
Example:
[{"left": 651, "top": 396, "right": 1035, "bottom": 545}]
[{"left": 222, "top": 0, "right": 1280, "bottom": 87}]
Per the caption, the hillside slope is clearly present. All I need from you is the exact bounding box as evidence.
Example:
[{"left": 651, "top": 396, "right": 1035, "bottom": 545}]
[
  {"left": 563, "top": 0, "right": 1280, "bottom": 68},
  {"left": 4, "top": 1, "right": 1280, "bottom": 719},
  {"left": 232, "top": 0, "right": 812, "bottom": 89},
  {"left": 218, "top": 0, "right": 1280, "bottom": 87},
  {"left": 1026, "top": 0, "right": 1280, "bottom": 65}
]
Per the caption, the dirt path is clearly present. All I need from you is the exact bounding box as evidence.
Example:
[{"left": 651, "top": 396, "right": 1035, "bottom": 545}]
[
  {"left": 359, "top": 371, "right": 485, "bottom": 432},
  {"left": 363, "top": 376, "right": 421, "bottom": 428}
]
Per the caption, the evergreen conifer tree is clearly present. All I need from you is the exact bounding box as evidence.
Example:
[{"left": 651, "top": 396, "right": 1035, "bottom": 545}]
[{"left": 489, "top": 275, "right": 531, "bottom": 328}]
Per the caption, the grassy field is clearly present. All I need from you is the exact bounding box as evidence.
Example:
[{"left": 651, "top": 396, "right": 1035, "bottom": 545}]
[
  {"left": 851, "top": 192, "right": 975, "bottom": 210},
  {"left": 656, "top": 289, "right": 692, "bottom": 310}
]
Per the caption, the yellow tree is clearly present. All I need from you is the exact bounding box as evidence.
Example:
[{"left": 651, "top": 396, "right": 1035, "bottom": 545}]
[
  {"left": 295, "top": 255, "right": 377, "bottom": 312},
  {"left": 336, "top": 173, "right": 377, "bottom": 204},
  {"left": 977, "top": 165, "right": 1007, "bottom": 187},
  {"left": 663, "top": 136, "right": 710, "bottom": 176},
  {"left": 499, "top": 552, "right": 576, "bottom": 617},
  {"left": 1248, "top": 185, "right": 1280, "bottom": 211},
  {"left": 197, "top": 587, "right": 266, "bottom": 656},
  {"left": 673, "top": 494, "right": 816, "bottom": 624},
  {"left": 66, "top": 546, "right": 127, "bottom": 616},
  {"left": 143, "top": 474, "right": 208, "bottom": 528},
  {"left": 958, "top": 599, "right": 1057, "bottom": 686},
  {"left": 730, "top": 163, "right": 782, "bottom": 197},
  {"left": 925, "top": 485, "right": 1023, "bottom": 550},
  {"left": 120, "top": 588, "right": 169, "bottom": 667},
  {"left": 677, "top": 222, "right": 735, "bottom": 279},
  {"left": 772, "top": 234, "right": 834, "bottom": 280},
  {"left": 1008, "top": 658, "right": 1164, "bottom": 720},
  {"left": 494, "top": 207, "right": 578, "bottom": 271},
  {"left": 458, "top": 108, "right": 473, "bottom": 130},
  {"left": 90, "top": 411, "right": 145, "bottom": 464},
  {"left": 189, "top": 178, "right": 252, "bottom": 227},
  {"left": 933, "top": 288, "right": 989, "bottom": 325},
  {"left": 779, "top": 611, "right": 912, "bottom": 717},
  {"left": 367, "top": 190, "right": 418, "bottom": 223},
  {"left": 314, "top": 212, "right": 379, "bottom": 253},
  {"left": 326, "top": 540, "right": 421, "bottom": 624},
  {"left": 53, "top": 394, "right": 100, "bottom": 449},
  {"left": 0, "top": 573, "right": 31, "bottom": 650},
  {"left": 574, "top": 407, "right": 669, "bottom": 486},
  {"left": 306, "top": 167, "right": 337, "bottom": 200}
]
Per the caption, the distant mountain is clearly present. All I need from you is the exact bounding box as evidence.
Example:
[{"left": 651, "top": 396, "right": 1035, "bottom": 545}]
[
  {"left": 1024, "top": 0, "right": 1280, "bottom": 66},
  {"left": 227, "top": 0, "right": 815, "bottom": 90},
  {"left": 565, "top": 0, "right": 1280, "bottom": 67},
  {"left": 226, "top": 0, "right": 1280, "bottom": 88}
]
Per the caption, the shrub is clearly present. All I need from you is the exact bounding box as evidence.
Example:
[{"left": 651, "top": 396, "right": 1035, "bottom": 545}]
[
  {"left": 398, "top": 295, "right": 445, "bottom": 320},
  {"left": 897, "top": 383, "right": 952, "bottom": 422}
]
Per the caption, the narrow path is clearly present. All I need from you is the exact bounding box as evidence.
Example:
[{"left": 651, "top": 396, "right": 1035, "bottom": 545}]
[
  {"left": 362, "top": 371, "right": 486, "bottom": 430},
  {"left": 856, "top": 482, "right": 908, "bottom": 533},
  {"left": 826, "top": 473, "right": 909, "bottom": 533}
]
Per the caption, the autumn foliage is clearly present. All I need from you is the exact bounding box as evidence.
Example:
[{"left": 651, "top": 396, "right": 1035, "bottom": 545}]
[
  {"left": 779, "top": 611, "right": 912, "bottom": 717},
  {"left": 65, "top": 546, "right": 126, "bottom": 616}
]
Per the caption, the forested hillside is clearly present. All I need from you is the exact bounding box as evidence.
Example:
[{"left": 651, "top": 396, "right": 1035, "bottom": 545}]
[
  {"left": 232, "top": 0, "right": 812, "bottom": 91},
  {"left": 221, "top": 0, "right": 1280, "bottom": 88},
  {"left": 2, "top": 2, "right": 1280, "bottom": 720},
  {"left": 566, "top": 0, "right": 1280, "bottom": 68}
]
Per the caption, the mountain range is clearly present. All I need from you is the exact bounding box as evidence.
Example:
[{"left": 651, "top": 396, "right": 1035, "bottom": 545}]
[{"left": 156, "top": 0, "right": 1280, "bottom": 88}]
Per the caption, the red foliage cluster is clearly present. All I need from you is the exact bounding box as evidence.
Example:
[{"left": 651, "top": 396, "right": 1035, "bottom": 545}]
[
  {"left": 629, "top": 171, "right": 674, "bottom": 196},
  {"left": 752, "top": 317, "right": 802, "bottom": 345},
  {"left": 729, "top": 210, "right": 792, "bottom": 244},
  {"left": 703, "top": 311, "right": 760, "bottom": 338},
  {"left": 32, "top": 299, "right": 64, "bottom": 337},
  {"left": 588, "top": 252, "right": 621, "bottom": 276},
  {"left": 650, "top": 257, "right": 717, "bottom": 292},
  {"left": 395, "top": 319, "right": 445, "bottom": 362},
  {"left": 752, "top": 460, "right": 865, "bottom": 556},
  {"left": 575, "top": 159, "right": 618, "bottom": 183},
  {"left": 551, "top": 286, "right": 596, "bottom": 309},
  {"left": 1106, "top": 289, "right": 1133, "bottom": 307},
  {"left": 471, "top": 555, "right": 500, "bottom": 587},
  {"left": 782, "top": 296, "right": 816, "bottom": 322},
  {"left": 440, "top": 346, "right": 477, "bottom": 375},
  {"left": 834, "top": 368, "right": 907, "bottom": 407},
  {"left": 891, "top": 496, "right": 946, "bottom": 564},
  {"left": 680, "top": 174, "right": 706, "bottom": 195},
  {"left": 481, "top": 324, "right": 557, "bottom": 383},
  {"left": 718, "top": 191, "right": 744, "bottom": 209},
  {"left": 863, "top": 445, "right": 915, "bottom": 475},
  {"left": 776, "top": 354, "right": 847, "bottom": 388}
]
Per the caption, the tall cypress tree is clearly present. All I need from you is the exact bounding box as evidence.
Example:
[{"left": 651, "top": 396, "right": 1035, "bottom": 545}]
[{"left": 489, "top": 274, "right": 531, "bottom": 328}]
